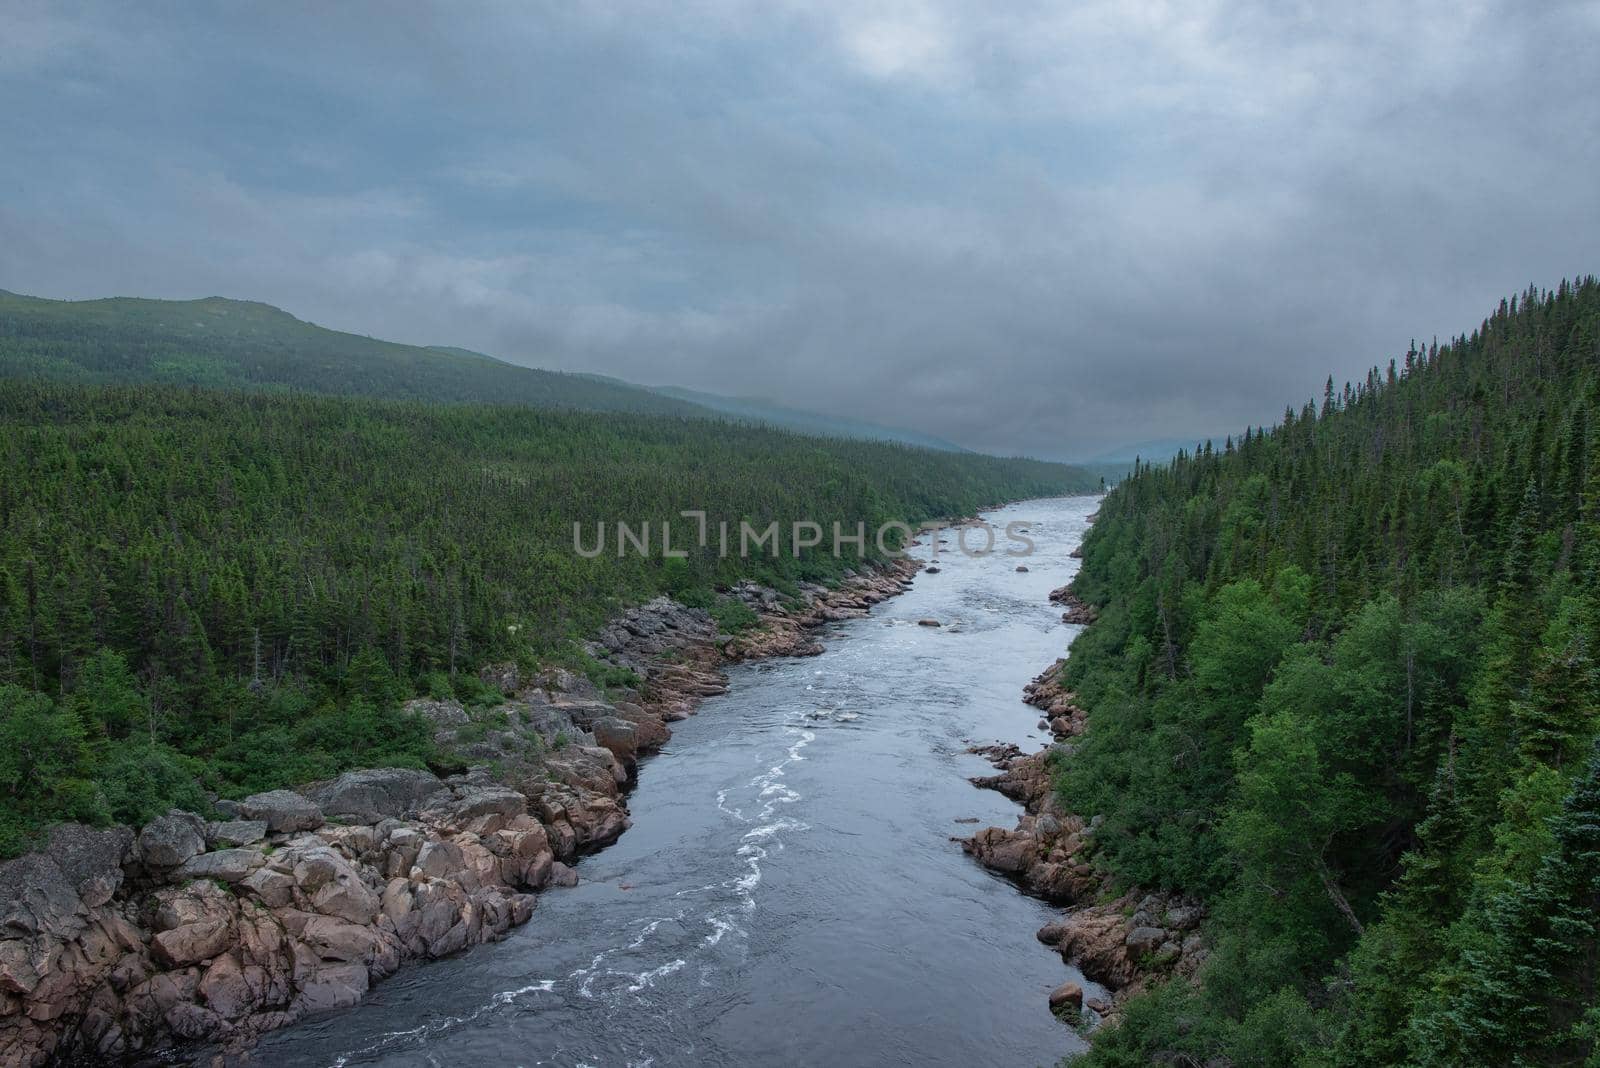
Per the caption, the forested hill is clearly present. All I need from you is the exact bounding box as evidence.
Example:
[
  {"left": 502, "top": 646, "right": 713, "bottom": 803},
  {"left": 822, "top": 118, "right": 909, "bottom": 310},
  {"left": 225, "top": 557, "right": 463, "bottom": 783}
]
[
  {"left": 0, "top": 378, "right": 1092, "bottom": 857},
  {"left": 0, "top": 290, "right": 981, "bottom": 452},
  {"left": 0, "top": 289, "right": 710, "bottom": 416},
  {"left": 1060, "top": 278, "right": 1600, "bottom": 1066}
]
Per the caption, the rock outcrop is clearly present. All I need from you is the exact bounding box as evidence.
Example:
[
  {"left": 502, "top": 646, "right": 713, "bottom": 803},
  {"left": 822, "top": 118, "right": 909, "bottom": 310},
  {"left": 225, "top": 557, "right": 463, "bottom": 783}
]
[
  {"left": 238, "top": 790, "right": 324, "bottom": 834},
  {"left": 1021, "top": 661, "right": 1088, "bottom": 741},
  {"left": 962, "top": 747, "right": 1100, "bottom": 902},
  {"left": 1047, "top": 584, "right": 1100, "bottom": 625},
  {"left": 0, "top": 779, "right": 553, "bottom": 1066},
  {"left": 1039, "top": 891, "right": 1208, "bottom": 994},
  {"left": 303, "top": 768, "right": 444, "bottom": 824}
]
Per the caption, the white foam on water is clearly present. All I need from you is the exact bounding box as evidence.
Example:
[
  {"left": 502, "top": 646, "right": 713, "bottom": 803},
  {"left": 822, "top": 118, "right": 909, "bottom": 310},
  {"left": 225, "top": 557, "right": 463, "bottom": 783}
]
[
  {"left": 714, "top": 787, "right": 746, "bottom": 822},
  {"left": 326, "top": 977, "right": 560, "bottom": 1066},
  {"left": 703, "top": 915, "right": 738, "bottom": 946},
  {"left": 321, "top": 704, "right": 824, "bottom": 1066},
  {"left": 625, "top": 958, "right": 687, "bottom": 992},
  {"left": 573, "top": 915, "right": 682, "bottom": 999},
  {"left": 492, "top": 979, "right": 556, "bottom": 1004}
]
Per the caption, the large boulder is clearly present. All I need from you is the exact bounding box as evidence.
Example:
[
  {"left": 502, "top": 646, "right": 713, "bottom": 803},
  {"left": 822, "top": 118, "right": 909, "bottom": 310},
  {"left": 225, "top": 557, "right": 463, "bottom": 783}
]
[
  {"left": 539, "top": 745, "right": 627, "bottom": 796},
  {"left": 303, "top": 768, "right": 444, "bottom": 823},
  {"left": 1054, "top": 905, "right": 1143, "bottom": 989},
  {"left": 414, "top": 840, "right": 466, "bottom": 880},
  {"left": 381, "top": 826, "right": 425, "bottom": 878},
  {"left": 589, "top": 717, "right": 638, "bottom": 766},
  {"left": 283, "top": 910, "right": 396, "bottom": 972},
  {"left": 533, "top": 785, "right": 628, "bottom": 852},
  {"left": 1124, "top": 925, "right": 1168, "bottom": 955},
  {"left": 421, "top": 786, "right": 527, "bottom": 835},
  {"left": 0, "top": 855, "right": 81, "bottom": 996},
  {"left": 138, "top": 811, "right": 207, "bottom": 870},
  {"left": 533, "top": 667, "right": 598, "bottom": 699},
  {"left": 961, "top": 826, "right": 1037, "bottom": 876},
  {"left": 403, "top": 698, "right": 470, "bottom": 729},
  {"left": 478, "top": 661, "right": 520, "bottom": 695},
  {"left": 239, "top": 790, "right": 323, "bottom": 834},
  {"left": 196, "top": 952, "right": 255, "bottom": 1019},
  {"left": 45, "top": 823, "right": 133, "bottom": 907},
  {"left": 290, "top": 847, "right": 378, "bottom": 925},
  {"left": 295, "top": 961, "right": 369, "bottom": 1014},
  {"left": 149, "top": 882, "right": 238, "bottom": 967},
  {"left": 207, "top": 820, "right": 268, "bottom": 848},
  {"left": 175, "top": 848, "right": 264, "bottom": 884},
  {"left": 239, "top": 867, "right": 296, "bottom": 908},
  {"left": 1049, "top": 981, "right": 1084, "bottom": 1014}
]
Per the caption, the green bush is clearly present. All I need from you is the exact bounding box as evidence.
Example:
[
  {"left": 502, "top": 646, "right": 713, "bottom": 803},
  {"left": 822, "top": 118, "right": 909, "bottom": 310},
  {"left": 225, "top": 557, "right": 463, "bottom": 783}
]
[
  {"left": 98, "top": 741, "right": 212, "bottom": 827},
  {"left": 710, "top": 596, "right": 760, "bottom": 634}
]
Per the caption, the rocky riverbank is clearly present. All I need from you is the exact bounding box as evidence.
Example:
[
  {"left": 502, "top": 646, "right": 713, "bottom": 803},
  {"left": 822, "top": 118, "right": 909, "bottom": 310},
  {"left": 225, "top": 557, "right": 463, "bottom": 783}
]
[
  {"left": 1048, "top": 584, "right": 1099, "bottom": 626},
  {"left": 960, "top": 588, "right": 1205, "bottom": 1028},
  {"left": 0, "top": 561, "right": 918, "bottom": 1067}
]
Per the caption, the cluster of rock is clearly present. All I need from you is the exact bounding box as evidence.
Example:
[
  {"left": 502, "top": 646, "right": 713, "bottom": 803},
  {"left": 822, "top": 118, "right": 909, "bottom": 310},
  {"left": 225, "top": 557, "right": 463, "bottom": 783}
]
[
  {"left": 962, "top": 557, "right": 1207, "bottom": 1028},
  {"left": 581, "top": 564, "right": 916, "bottom": 685},
  {"left": 721, "top": 565, "right": 919, "bottom": 658},
  {"left": 964, "top": 747, "right": 1209, "bottom": 1023},
  {"left": 1037, "top": 890, "right": 1206, "bottom": 994},
  {"left": 1023, "top": 659, "right": 1087, "bottom": 739},
  {"left": 961, "top": 746, "right": 1102, "bottom": 904},
  {"left": 0, "top": 771, "right": 567, "bottom": 1065},
  {"left": 0, "top": 560, "right": 921, "bottom": 1066},
  {"left": 1048, "top": 584, "right": 1100, "bottom": 626}
]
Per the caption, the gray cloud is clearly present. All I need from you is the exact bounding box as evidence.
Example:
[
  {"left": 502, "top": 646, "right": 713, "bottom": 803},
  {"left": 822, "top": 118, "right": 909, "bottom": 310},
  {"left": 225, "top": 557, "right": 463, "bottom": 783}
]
[{"left": 2, "top": 0, "right": 1596, "bottom": 458}]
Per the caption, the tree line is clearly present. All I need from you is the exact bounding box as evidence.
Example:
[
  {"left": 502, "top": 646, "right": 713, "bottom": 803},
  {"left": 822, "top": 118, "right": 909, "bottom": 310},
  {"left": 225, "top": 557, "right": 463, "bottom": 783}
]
[
  {"left": 0, "top": 380, "right": 1090, "bottom": 855},
  {"left": 1060, "top": 277, "right": 1600, "bottom": 1065}
]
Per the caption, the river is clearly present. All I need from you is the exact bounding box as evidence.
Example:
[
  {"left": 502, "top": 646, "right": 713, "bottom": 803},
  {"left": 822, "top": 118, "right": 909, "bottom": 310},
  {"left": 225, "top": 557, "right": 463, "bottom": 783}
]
[{"left": 250, "top": 496, "right": 1102, "bottom": 1067}]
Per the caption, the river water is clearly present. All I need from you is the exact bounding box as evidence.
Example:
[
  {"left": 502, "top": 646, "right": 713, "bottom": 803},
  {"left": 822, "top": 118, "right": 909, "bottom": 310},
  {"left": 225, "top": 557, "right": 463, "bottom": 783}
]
[{"left": 251, "top": 496, "right": 1102, "bottom": 1068}]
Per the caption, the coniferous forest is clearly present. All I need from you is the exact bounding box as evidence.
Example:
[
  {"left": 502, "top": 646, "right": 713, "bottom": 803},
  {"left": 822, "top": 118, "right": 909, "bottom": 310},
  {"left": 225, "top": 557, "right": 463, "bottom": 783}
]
[
  {"left": 0, "top": 377, "right": 1088, "bottom": 856},
  {"left": 1059, "top": 278, "right": 1600, "bottom": 1066}
]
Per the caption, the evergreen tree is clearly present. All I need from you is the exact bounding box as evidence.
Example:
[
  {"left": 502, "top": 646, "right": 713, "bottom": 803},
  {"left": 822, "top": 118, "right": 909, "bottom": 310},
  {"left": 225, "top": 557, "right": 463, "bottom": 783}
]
[{"left": 1411, "top": 742, "right": 1600, "bottom": 1066}]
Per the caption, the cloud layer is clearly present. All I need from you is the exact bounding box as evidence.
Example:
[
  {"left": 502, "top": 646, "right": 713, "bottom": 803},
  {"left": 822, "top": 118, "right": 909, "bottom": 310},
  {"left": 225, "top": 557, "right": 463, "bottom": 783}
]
[{"left": 3, "top": 1, "right": 1597, "bottom": 457}]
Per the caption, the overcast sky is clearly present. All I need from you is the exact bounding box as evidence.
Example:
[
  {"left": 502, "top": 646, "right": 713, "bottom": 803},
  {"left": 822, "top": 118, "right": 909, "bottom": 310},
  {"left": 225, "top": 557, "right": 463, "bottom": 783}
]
[{"left": 2, "top": 2, "right": 1597, "bottom": 459}]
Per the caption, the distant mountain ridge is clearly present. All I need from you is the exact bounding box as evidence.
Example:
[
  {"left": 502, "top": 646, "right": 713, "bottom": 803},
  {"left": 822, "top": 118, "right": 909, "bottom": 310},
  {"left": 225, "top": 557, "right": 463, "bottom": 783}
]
[
  {"left": 646, "top": 384, "right": 972, "bottom": 453},
  {"left": 0, "top": 289, "right": 707, "bottom": 417},
  {"left": 0, "top": 289, "right": 988, "bottom": 454}
]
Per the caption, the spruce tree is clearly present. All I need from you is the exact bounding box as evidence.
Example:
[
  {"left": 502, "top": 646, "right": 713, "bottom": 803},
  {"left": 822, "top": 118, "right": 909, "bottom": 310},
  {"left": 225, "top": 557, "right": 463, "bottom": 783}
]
[{"left": 1412, "top": 742, "right": 1600, "bottom": 1066}]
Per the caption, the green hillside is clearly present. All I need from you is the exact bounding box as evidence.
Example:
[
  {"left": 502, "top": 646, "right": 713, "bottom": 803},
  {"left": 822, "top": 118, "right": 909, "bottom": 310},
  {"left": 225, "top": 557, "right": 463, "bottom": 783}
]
[
  {"left": 0, "top": 289, "right": 710, "bottom": 416},
  {"left": 1058, "top": 279, "right": 1600, "bottom": 1065}
]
